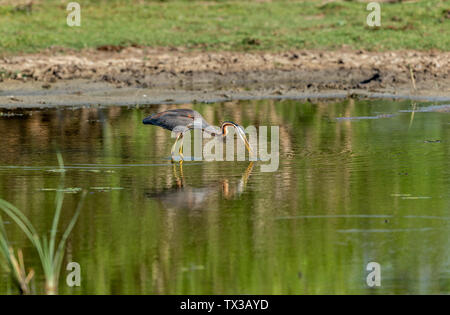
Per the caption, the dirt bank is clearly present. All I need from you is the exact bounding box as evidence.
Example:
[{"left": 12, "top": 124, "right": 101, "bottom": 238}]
[{"left": 0, "top": 48, "right": 449, "bottom": 108}]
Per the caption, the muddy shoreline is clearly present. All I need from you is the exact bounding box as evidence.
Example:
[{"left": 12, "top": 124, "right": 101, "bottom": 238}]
[{"left": 0, "top": 48, "right": 449, "bottom": 108}]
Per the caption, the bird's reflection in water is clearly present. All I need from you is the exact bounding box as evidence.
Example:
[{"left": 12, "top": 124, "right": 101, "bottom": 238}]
[{"left": 146, "top": 162, "right": 254, "bottom": 210}]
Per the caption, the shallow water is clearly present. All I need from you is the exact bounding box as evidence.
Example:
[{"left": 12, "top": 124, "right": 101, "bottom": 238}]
[{"left": 0, "top": 98, "right": 449, "bottom": 294}]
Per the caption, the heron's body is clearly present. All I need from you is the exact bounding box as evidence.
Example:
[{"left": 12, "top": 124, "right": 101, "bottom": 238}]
[
  {"left": 143, "top": 109, "right": 210, "bottom": 132},
  {"left": 143, "top": 109, "right": 251, "bottom": 162}
]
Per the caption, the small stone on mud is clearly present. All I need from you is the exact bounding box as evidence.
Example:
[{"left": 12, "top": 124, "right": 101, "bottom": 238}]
[
  {"left": 8, "top": 96, "right": 21, "bottom": 102},
  {"left": 360, "top": 73, "right": 381, "bottom": 84}
]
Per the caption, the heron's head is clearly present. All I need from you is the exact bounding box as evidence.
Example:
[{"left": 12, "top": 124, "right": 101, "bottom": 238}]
[
  {"left": 142, "top": 114, "right": 156, "bottom": 125},
  {"left": 220, "top": 121, "right": 252, "bottom": 154}
]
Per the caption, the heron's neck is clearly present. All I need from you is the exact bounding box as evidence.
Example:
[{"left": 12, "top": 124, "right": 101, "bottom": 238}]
[
  {"left": 201, "top": 122, "right": 235, "bottom": 137},
  {"left": 201, "top": 127, "right": 223, "bottom": 137},
  {"left": 220, "top": 122, "right": 236, "bottom": 137}
]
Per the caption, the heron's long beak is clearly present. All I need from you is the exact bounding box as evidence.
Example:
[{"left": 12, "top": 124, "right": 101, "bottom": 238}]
[{"left": 234, "top": 125, "right": 253, "bottom": 154}]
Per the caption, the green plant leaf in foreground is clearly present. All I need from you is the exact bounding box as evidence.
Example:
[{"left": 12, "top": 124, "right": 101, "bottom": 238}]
[{"left": 0, "top": 191, "right": 86, "bottom": 294}]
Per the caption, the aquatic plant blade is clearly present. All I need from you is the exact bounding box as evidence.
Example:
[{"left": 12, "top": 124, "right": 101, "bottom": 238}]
[
  {"left": 49, "top": 190, "right": 64, "bottom": 264},
  {"left": 54, "top": 191, "right": 86, "bottom": 277}
]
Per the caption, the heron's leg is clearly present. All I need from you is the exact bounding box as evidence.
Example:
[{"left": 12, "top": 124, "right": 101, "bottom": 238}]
[
  {"left": 243, "top": 162, "right": 254, "bottom": 183},
  {"left": 179, "top": 161, "right": 184, "bottom": 178},
  {"left": 173, "top": 163, "right": 184, "bottom": 187},
  {"left": 236, "top": 162, "right": 254, "bottom": 197},
  {"left": 171, "top": 133, "right": 182, "bottom": 162},
  {"left": 178, "top": 134, "right": 185, "bottom": 161}
]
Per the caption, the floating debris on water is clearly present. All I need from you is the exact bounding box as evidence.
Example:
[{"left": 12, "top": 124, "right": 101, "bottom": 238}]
[
  {"left": 81, "top": 169, "right": 116, "bottom": 173},
  {"left": 337, "top": 227, "right": 434, "bottom": 233},
  {"left": 90, "top": 187, "right": 124, "bottom": 191},
  {"left": 46, "top": 169, "right": 66, "bottom": 173},
  {"left": 391, "top": 193, "right": 412, "bottom": 197},
  {"left": 39, "top": 187, "right": 82, "bottom": 193},
  {"left": 275, "top": 214, "right": 393, "bottom": 220},
  {"left": 399, "top": 104, "right": 450, "bottom": 113},
  {"left": 0, "top": 112, "right": 27, "bottom": 117},
  {"left": 403, "top": 215, "right": 450, "bottom": 221},
  {"left": 424, "top": 140, "right": 441, "bottom": 143},
  {"left": 335, "top": 114, "right": 396, "bottom": 121},
  {"left": 401, "top": 196, "right": 432, "bottom": 200}
]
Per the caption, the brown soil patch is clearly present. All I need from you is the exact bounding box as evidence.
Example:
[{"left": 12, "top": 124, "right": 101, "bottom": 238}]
[{"left": 0, "top": 48, "right": 449, "bottom": 107}]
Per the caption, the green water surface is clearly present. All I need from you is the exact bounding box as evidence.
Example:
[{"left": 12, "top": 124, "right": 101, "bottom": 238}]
[{"left": 0, "top": 98, "right": 449, "bottom": 294}]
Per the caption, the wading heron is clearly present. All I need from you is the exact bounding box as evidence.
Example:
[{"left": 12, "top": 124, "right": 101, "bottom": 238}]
[{"left": 142, "top": 108, "right": 252, "bottom": 162}]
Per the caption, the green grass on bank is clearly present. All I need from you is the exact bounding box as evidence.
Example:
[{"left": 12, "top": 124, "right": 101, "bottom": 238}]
[{"left": 0, "top": 0, "right": 449, "bottom": 55}]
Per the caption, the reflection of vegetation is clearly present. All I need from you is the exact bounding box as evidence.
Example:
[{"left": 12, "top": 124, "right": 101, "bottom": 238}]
[
  {"left": 0, "top": 100, "right": 449, "bottom": 294},
  {"left": 0, "top": 216, "right": 34, "bottom": 294},
  {"left": 0, "top": 153, "right": 86, "bottom": 295},
  {"left": 408, "top": 65, "right": 417, "bottom": 129}
]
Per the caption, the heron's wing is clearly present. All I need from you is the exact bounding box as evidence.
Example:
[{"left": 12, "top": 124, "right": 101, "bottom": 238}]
[{"left": 143, "top": 109, "right": 210, "bottom": 131}]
